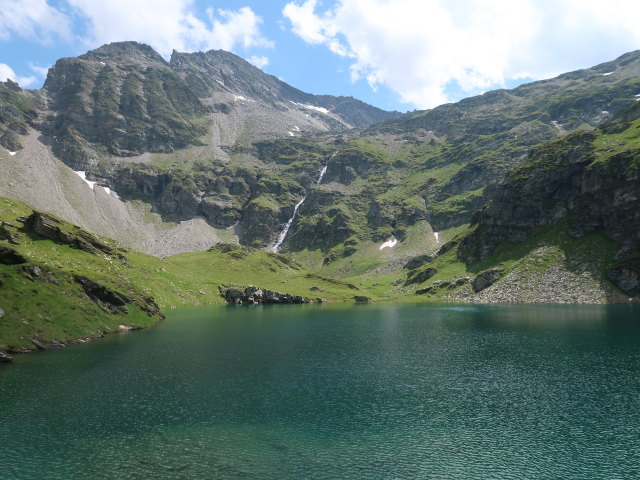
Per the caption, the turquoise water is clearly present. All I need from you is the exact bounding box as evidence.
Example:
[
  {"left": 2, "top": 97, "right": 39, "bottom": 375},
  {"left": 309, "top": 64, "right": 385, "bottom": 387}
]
[{"left": 1, "top": 303, "right": 639, "bottom": 479}]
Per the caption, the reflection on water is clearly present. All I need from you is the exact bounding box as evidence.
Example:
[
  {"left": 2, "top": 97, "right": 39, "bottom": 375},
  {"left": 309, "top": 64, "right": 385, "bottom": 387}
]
[{"left": 1, "top": 303, "right": 639, "bottom": 479}]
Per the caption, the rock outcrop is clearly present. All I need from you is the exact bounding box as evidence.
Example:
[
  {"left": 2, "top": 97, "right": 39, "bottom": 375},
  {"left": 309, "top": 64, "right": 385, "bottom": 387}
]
[
  {"left": 74, "top": 275, "right": 132, "bottom": 314},
  {"left": 218, "top": 285, "right": 315, "bottom": 305},
  {"left": 0, "top": 351, "right": 13, "bottom": 364},
  {"left": 472, "top": 268, "right": 503, "bottom": 293},
  {"left": 17, "top": 264, "right": 58, "bottom": 284},
  {"left": 458, "top": 102, "right": 639, "bottom": 261},
  {"left": 405, "top": 267, "right": 437, "bottom": 286},
  {"left": 24, "top": 211, "right": 127, "bottom": 262},
  {"left": 74, "top": 275, "right": 163, "bottom": 317},
  {"left": 0, "top": 246, "right": 27, "bottom": 265},
  {"left": 607, "top": 260, "right": 640, "bottom": 296}
]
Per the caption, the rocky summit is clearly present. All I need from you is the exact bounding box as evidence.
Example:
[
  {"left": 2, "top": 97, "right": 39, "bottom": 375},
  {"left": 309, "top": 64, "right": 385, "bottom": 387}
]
[{"left": 1, "top": 40, "right": 639, "bottom": 341}]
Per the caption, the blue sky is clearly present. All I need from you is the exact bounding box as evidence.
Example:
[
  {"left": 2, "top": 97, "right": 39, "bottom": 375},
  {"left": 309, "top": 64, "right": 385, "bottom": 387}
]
[{"left": 1, "top": 0, "right": 640, "bottom": 112}]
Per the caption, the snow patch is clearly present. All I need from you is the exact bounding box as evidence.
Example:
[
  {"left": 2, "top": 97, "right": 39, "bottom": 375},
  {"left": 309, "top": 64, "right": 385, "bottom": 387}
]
[
  {"left": 602, "top": 72, "right": 614, "bottom": 76},
  {"left": 99, "top": 61, "right": 106, "bottom": 66},
  {"left": 293, "top": 125, "right": 300, "bottom": 131},
  {"left": 233, "top": 94, "right": 253, "bottom": 102},
  {"left": 74, "top": 170, "right": 96, "bottom": 190},
  {"left": 102, "top": 186, "right": 120, "bottom": 199},
  {"left": 379, "top": 237, "right": 398, "bottom": 250},
  {"left": 74, "top": 170, "right": 121, "bottom": 197},
  {"left": 287, "top": 131, "right": 295, "bottom": 136},
  {"left": 434, "top": 232, "right": 440, "bottom": 244},
  {"left": 9, "top": 151, "right": 16, "bottom": 156},
  {"left": 290, "top": 101, "right": 330, "bottom": 115}
]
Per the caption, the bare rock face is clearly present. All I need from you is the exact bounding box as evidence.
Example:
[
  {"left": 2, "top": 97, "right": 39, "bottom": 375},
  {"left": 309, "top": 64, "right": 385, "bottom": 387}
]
[
  {"left": 472, "top": 268, "right": 503, "bottom": 293},
  {"left": 42, "top": 42, "right": 210, "bottom": 167},
  {"left": 458, "top": 103, "right": 640, "bottom": 273},
  {"left": 608, "top": 261, "right": 640, "bottom": 296}
]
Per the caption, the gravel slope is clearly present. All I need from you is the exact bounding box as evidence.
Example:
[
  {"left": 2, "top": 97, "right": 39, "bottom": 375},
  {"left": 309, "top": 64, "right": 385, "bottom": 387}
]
[{"left": 0, "top": 130, "right": 235, "bottom": 257}]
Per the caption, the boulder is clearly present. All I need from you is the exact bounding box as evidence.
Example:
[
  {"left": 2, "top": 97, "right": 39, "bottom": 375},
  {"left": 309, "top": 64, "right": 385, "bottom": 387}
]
[
  {"left": 415, "top": 287, "right": 434, "bottom": 295},
  {"left": 0, "top": 351, "right": 13, "bottom": 364},
  {"left": 244, "top": 286, "right": 264, "bottom": 304},
  {"left": 0, "top": 246, "right": 27, "bottom": 265},
  {"left": 354, "top": 295, "right": 370, "bottom": 303},
  {"left": 29, "top": 337, "right": 66, "bottom": 350},
  {"left": 405, "top": 267, "right": 437, "bottom": 286},
  {"left": 17, "top": 264, "right": 57, "bottom": 284},
  {"left": 472, "top": 268, "right": 503, "bottom": 293},
  {"left": 607, "top": 262, "right": 640, "bottom": 296},
  {"left": 74, "top": 275, "right": 132, "bottom": 314},
  {"left": 0, "top": 221, "right": 20, "bottom": 244}
]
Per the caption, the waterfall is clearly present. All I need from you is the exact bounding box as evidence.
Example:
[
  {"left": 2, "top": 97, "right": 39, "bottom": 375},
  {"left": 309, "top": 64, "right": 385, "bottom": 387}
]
[
  {"left": 271, "top": 164, "right": 328, "bottom": 253},
  {"left": 271, "top": 196, "right": 306, "bottom": 252},
  {"left": 316, "top": 165, "right": 327, "bottom": 185}
]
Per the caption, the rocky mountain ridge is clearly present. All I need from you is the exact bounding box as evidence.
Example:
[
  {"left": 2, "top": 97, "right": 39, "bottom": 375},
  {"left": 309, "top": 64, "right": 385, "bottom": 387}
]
[
  {"left": 1, "top": 44, "right": 639, "bottom": 281},
  {"left": 39, "top": 41, "right": 400, "bottom": 169}
]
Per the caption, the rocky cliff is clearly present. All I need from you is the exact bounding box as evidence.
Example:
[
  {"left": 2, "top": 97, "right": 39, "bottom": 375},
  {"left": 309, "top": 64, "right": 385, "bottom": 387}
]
[
  {"left": 39, "top": 41, "right": 400, "bottom": 170},
  {"left": 402, "top": 102, "right": 640, "bottom": 301},
  {"left": 457, "top": 102, "right": 640, "bottom": 295}
]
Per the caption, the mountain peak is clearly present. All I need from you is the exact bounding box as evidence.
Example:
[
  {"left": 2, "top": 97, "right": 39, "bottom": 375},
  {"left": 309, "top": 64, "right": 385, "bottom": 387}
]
[{"left": 79, "top": 41, "right": 167, "bottom": 67}]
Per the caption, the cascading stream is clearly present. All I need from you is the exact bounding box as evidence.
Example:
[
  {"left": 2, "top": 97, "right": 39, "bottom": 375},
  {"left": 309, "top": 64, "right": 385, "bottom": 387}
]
[
  {"left": 271, "top": 197, "right": 306, "bottom": 253},
  {"left": 271, "top": 162, "right": 329, "bottom": 253},
  {"left": 316, "top": 165, "right": 327, "bottom": 185}
]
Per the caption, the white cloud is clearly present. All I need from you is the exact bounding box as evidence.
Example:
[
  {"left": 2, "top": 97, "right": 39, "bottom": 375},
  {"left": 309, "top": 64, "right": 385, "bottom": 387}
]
[
  {"left": 66, "top": 0, "right": 273, "bottom": 57},
  {"left": 0, "top": 63, "right": 37, "bottom": 87},
  {"left": 248, "top": 55, "right": 270, "bottom": 69},
  {"left": 0, "top": 0, "right": 72, "bottom": 43},
  {"left": 283, "top": 0, "right": 640, "bottom": 109}
]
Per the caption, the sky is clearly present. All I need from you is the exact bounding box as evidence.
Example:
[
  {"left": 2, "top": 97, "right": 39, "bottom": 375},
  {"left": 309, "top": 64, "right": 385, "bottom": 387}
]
[{"left": 1, "top": 0, "right": 639, "bottom": 112}]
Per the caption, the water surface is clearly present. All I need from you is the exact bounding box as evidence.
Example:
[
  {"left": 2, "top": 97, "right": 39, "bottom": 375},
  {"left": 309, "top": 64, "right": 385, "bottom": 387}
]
[{"left": 1, "top": 303, "right": 639, "bottom": 479}]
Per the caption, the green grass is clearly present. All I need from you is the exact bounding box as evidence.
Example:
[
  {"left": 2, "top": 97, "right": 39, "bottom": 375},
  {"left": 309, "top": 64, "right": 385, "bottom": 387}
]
[{"left": 0, "top": 197, "right": 377, "bottom": 351}]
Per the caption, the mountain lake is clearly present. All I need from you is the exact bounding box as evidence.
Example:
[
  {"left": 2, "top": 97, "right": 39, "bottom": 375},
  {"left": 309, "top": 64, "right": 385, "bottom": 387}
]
[{"left": 1, "top": 303, "right": 639, "bottom": 479}]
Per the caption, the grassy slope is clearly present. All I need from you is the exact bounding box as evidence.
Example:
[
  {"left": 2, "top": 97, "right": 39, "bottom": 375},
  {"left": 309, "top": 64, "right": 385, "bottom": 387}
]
[
  {"left": 0, "top": 197, "right": 376, "bottom": 351},
  {"left": 400, "top": 107, "right": 640, "bottom": 301}
]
